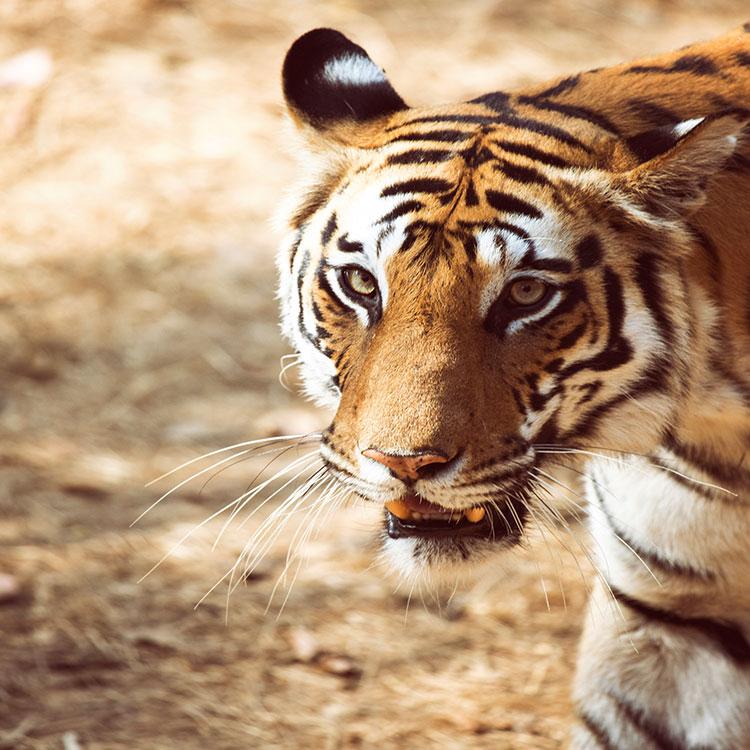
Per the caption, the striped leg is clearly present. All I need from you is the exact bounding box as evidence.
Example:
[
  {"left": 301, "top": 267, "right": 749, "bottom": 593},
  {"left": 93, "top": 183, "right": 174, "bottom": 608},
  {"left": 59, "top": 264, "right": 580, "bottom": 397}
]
[{"left": 571, "top": 581, "right": 750, "bottom": 750}]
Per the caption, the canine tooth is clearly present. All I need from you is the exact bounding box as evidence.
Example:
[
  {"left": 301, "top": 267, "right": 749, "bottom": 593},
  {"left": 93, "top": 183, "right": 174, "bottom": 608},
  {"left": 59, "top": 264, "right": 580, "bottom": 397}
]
[
  {"left": 465, "top": 507, "right": 486, "bottom": 523},
  {"left": 412, "top": 512, "right": 422, "bottom": 521},
  {"left": 385, "top": 500, "right": 411, "bottom": 520}
]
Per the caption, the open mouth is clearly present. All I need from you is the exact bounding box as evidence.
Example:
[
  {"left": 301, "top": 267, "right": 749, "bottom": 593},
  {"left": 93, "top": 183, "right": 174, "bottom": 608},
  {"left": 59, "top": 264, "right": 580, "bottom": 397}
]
[{"left": 384, "top": 494, "right": 523, "bottom": 542}]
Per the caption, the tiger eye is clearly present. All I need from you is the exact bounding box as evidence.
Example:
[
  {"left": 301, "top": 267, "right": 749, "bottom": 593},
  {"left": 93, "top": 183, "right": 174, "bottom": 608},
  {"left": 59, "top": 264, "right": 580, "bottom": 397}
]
[
  {"left": 507, "top": 277, "right": 548, "bottom": 307},
  {"left": 343, "top": 267, "right": 377, "bottom": 297}
]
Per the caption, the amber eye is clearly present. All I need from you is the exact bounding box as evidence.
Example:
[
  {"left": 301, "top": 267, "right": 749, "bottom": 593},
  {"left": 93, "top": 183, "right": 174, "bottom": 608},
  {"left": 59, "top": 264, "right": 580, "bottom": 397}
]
[
  {"left": 340, "top": 267, "right": 378, "bottom": 298},
  {"left": 507, "top": 277, "right": 550, "bottom": 307}
]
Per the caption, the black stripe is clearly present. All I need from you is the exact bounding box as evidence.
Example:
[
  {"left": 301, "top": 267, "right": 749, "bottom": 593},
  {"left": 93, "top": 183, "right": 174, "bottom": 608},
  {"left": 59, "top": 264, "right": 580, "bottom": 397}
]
[
  {"left": 629, "top": 54, "right": 721, "bottom": 76},
  {"left": 288, "top": 232, "right": 302, "bottom": 273},
  {"left": 495, "top": 160, "right": 552, "bottom": 188},
  {"left": 611, "top": 587, "right": 750, "bottom": 665},
  {"left": 321, "top": 212, "right": 337, "bottom": 246},
  {"left": 558, "top": 321, "right": 588, "bottom": 350},
  {"left": 462, "top": 233, "right": 477, "bottom": 263},
  {"left": 733, "top": 51, "right": 750, "bottom": 68},
  {"left": 378, "top": 200, "right": 423, "bottom": 224},
  {"left": 534, "top": 415, "right": 559, "bottom": 445},
  {"left": 529, "top": 383, "right": 562, "bottom": 412},
  {"left": 565, "top": 359, "right": 668, "bottom": 440},
  {"left": 626, "top": 126, "right": 678, "bottom": 164},
  {"left": 316, "top": 264, "right": 350, "bottom": 316},
  {"left": 633, "top": 251, "right": 675, "bottom": 346},
  {"left": 490, "top": 220, "right": 532, "bottom": 242},
  {"left": 388, "top": 129, "right": 471, "bottom": 144},
  {"left": 386, "top": 148, "right": 456, "bottom": 166},
  {"left": 469, "top": 90, "right": 511, "bottom": 110},
  {"left": 497, "top": 110, "right": 593, "bottom": 152},
  {"left": 626, "top": 98, "right": 680, "bottom": 128},
  {"left": 518, "top": 257, "right": 573, "bottom": 274},
  {"left": 560, "top": 266, "right": 631, "bottom": 378},
  {"left": 648, "top": 454, "right": 731, "bottom": 503},
  {"left": 455, "top": 461, "right": 530, "bottom": 489},
  {"left": 296, "top": 251, "right": 318, "bottom": 349},
  {"left": 608, "top": 692, "right": 683, "bottom": 750},
  {"left": 332, "top": 342, "right": 350, "bottom": 378},
  {"left": 536, "top": 74, "right": 581, "bottom": 98},
  {"left": 380, "top": 178, "right": 454, "bottom": 198},
  {"left": 485, "top": 190, "right": 543, "bottom": 219},
  {"left": 398, "top": 110, "right": 592, "bottom": 152},
  {"left": 662, "top": 430, "right": 750, "bottom": 487},
  {"left": 590, "top": 481, "right": 714, "bottom": 581},
  {"left": 577, "top": 379, "right": 602, "bottom": 405},
  {"left": 337, "top": 236, "right": 363, "bottom": 254},
  {"left": 517, "top": 95, "right": 621, "bottom": 135},
  {"left": 576, "top": 711, "right": 618, "bottom": 750},
  {"left": 494, "top": 139, "right": 570, "bottom": 168},
  {"left": 574, "top": 234, "right": 603, "bottom": 269}
]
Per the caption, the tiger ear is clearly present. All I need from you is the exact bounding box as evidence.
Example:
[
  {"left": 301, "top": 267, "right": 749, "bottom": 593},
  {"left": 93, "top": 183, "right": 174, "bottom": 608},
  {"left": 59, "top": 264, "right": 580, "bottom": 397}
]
[
  {"left": 282, "top": 28, "right": 407, "bottom": 144},
  {"left": 615, "top": 114, "right": 747, "bottom": 217}
]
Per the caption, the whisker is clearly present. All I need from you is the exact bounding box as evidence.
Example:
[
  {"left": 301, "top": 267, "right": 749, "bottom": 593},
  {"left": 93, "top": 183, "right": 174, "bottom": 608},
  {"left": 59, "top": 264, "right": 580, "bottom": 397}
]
[
  {"left": 146, "top": 433, "right": 321, "bottom": 487},
  {"left": 137, "top": 453, "right": 322, "bottom": 583},
  {"left": 211, "top": 452, "right": 323, "bottom": 551},
  {"left": 532, "top": 467, "right": 660, "bottom": 593},
  {"left": 534, "top": 446, "right": 738, "bottom": 497},
  {"left": 133, "top": 448, "right": 262, "bottom": 526},
  {"left": 230, "top": 465, "right": 327, "bottom": 575},
  {"left": 534, "top": 446, "right": 737, "bottom": 496},
  {"left": 196, "top": 441, "right": 311, "bottom": 496},
  {"left": 270, "top": 483, "right": 347, "bottom": 616},
  {"left": 278, "top": 354, "right": 303, "bottom": 392},
  {"left": 196, "top": 465, "right": 328, "bottom": 612}
]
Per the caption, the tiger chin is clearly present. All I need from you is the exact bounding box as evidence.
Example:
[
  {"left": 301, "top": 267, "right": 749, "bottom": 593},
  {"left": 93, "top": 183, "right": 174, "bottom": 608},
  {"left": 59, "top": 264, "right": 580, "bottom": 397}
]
[{"left": 275, "top": 24, "right": 750, "bottom": 750}]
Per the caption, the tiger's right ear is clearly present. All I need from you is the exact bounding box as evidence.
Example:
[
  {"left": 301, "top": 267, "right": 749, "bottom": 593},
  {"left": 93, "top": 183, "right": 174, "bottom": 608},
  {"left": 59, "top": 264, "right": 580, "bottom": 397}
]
[{"left": 282, "top": 28, "right": 407, "bottom": 144}]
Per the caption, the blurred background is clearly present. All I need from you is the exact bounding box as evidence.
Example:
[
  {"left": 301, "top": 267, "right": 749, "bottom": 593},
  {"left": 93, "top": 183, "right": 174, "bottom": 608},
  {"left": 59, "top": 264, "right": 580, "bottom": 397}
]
[{"left": 0, "top": 2, "right": 747, "bottom": 748}]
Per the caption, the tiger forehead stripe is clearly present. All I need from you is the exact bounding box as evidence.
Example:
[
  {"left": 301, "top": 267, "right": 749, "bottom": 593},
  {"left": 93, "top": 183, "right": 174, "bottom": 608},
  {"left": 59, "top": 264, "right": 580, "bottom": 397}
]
[{"left": 380, "top": 178, "right": 454, "bottom": 198}]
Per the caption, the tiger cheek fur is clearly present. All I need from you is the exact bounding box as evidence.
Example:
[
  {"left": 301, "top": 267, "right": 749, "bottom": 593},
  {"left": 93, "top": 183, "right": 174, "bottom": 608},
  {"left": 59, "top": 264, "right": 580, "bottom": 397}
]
[{"left": 278, "top": 25, "right": 750, "bottom": 748}]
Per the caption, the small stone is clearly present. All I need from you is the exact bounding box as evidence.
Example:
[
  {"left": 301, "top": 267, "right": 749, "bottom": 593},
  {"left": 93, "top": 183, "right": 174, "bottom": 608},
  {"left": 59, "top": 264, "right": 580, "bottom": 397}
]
[
  {"left": 317, "top": 654, "right": 361, "bottom": 678},
  {"left": 289, "top": 626, "right": 319, "bottom": 663},
  {"left": 0, "top": 573, "right": 22, "bottom": 604}
]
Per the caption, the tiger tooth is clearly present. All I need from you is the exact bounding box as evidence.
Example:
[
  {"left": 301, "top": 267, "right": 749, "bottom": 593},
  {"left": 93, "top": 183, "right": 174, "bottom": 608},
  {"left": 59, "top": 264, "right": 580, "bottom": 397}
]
[
  {"left": 385, "top": 500, "right": 411, "bottom": 520},
  {"left": 412, "top": 511, "right": 423, "bottom": 521},
  {"left": 465, "top": 507, "right": 486, "bottom": 523}
]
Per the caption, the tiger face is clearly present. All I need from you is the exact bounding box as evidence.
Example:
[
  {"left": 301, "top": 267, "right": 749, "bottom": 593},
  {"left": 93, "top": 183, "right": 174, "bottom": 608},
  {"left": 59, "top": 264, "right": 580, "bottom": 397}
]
[{"left": 277, "top": 29, "right": 745, "bottom": 580}]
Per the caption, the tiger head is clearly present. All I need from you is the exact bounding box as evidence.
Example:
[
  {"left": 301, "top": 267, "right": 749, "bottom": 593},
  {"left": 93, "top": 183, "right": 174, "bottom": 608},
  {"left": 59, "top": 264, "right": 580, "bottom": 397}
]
[{"left": 277, "top": 29, "right": 745, "bottom": 581}]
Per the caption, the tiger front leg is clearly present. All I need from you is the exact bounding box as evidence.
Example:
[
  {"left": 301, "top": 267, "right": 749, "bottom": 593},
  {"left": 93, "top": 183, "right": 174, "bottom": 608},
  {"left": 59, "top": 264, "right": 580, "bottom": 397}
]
[{"left": 571, "top": 580, "right": 750, "bottom": 750}]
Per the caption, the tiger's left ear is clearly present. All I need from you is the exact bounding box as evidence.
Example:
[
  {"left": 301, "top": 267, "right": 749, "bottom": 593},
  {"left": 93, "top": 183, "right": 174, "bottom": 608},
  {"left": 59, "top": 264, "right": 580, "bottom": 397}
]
[
  {"left": 614, "top": 114, "right": 748, "bottom": 217},
  {"left": 282, "top": 28, "right": 407, "bottom": 146}
]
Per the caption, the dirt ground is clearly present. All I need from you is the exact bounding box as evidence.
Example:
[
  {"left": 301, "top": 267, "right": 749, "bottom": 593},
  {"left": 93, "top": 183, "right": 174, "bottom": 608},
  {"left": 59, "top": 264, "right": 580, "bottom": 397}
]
[{"left": 0, "top": 2, "right": 747, "bottom": 748}]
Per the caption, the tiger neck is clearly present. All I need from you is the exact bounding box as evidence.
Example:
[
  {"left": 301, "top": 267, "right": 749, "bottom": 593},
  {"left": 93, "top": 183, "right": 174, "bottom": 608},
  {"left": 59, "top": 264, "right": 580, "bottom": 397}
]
[{"left": 664, "top": 203, "right": 750, "bottom": 496}]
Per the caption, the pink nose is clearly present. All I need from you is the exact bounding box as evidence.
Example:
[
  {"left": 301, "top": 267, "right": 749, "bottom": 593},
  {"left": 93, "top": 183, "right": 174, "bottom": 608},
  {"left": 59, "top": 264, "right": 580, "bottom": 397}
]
[{"left": 362, "top": 448, "right": 450, "bottom": 481}]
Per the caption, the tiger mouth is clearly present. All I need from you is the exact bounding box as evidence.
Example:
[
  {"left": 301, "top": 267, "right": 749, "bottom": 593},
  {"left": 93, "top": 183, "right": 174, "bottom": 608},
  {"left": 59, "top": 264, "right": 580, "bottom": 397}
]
[{"left": 384, "top": 493, "right": 519, "bottom": 541}]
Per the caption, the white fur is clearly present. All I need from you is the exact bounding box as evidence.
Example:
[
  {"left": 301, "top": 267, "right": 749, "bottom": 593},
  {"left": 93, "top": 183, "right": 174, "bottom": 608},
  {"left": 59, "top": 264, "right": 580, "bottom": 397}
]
[
  {"left": 322, "top": 54, "right": 387, "bottom": 87},
  {"left": 672, "top": 117, "right": 705, "bottom": 138}
]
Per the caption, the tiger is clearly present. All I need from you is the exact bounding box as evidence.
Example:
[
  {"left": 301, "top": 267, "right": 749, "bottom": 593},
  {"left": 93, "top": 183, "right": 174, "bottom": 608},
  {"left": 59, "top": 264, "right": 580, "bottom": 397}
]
[{"left": 275, "top": 24, "right": 750, "bottom": 749}]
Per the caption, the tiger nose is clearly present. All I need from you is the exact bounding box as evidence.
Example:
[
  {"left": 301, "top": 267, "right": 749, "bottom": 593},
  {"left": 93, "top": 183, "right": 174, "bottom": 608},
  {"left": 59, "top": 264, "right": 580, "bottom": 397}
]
[{"left": 361, "top": 448, "right": 451, "bottom": 481}]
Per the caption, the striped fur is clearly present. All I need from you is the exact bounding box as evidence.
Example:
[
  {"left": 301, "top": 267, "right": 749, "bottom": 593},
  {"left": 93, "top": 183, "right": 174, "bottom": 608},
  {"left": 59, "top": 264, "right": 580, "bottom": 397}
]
[{"left": 278, "top": 27, "right": 750, "bottom": 747}]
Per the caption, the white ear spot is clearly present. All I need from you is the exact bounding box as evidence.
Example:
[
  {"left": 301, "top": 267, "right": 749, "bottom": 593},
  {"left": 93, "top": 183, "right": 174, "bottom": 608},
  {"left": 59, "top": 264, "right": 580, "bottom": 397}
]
[
  {"left": 672, "top": 117, "right": 705, "bottom": 138},
  {"left": 322, "top": 53, "right": 387, "bottom": 87}
]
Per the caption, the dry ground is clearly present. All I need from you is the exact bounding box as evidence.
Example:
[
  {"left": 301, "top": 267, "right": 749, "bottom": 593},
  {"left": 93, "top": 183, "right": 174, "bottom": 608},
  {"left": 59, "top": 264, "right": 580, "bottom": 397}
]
[{"left": 0, "top": 2, "right": 747, "bottom": 748}]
